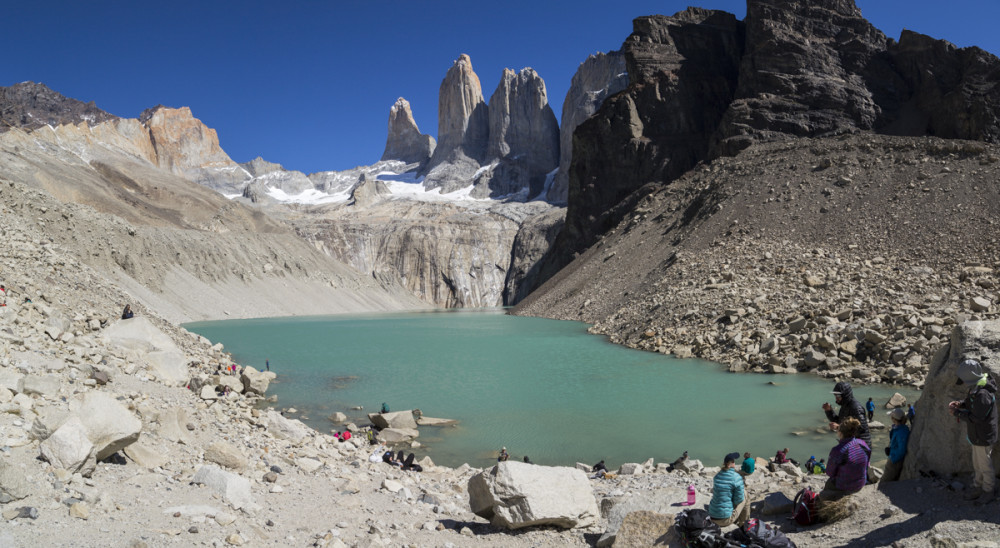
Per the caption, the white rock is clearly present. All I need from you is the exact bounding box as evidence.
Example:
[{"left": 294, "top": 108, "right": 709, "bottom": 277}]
[
  {"left": 70, "top": 392, "right": 142, "bottom": 459},
  {"left": 145, "top": 350, "right": 189, "bottom": 386},
  {"left": 468, "top": 461, "right": 599, "bottom": 529},
  {"left": 40, "top": 416, "right": 96, "bottom": 475},
  {"left": 368, "top": 410, "right": 418, "bottom": 430},
  {"left": 240, "top": 366, "right": 275, "bottom": 395},
  {"left": 192, "top": 465, "right": 253, "bottom": 510},
  {"left": 157, "top": 407, "right": 194, "bottom": 445},
  {"left": 264, "top": 410, "right": 310, "bottom": 444},
  {"left": 382, "top": 479, "right": 404, "bottom": 493},
  {"left": 18, "top": 374, "right": 61, "bottom": 396}
]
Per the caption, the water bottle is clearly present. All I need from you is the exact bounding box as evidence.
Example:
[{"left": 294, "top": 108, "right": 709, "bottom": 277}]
[{"left": 686, "top": 484, "right": 696, "bottom": 506}]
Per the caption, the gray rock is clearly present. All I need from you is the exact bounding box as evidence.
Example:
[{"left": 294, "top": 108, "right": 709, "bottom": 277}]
[
  {"left": 40, "top": 416, "right": 97, "bottom": 475},
  {"left": 239, "top": 366, "right": 274, "bottom": 396},
  {"left": 377, "top": 428, "right": 419, "bottom": 443},
  {"left": 0, "top": 460, "right": 32, "bottom": 503},
  {"left": 970, "top": 296, "right": 992, "bottom": 312},
  {"left": 158, "top": 408, "right": 194, "bottom": 445},
  {"left": 369, "top": 410, "right": 417, "bottom": 430},
  {"left": 265, "top": 410, "right": 310, "bottom": 444},
  {"left": 380, "top": 97, "right": 435, "bottom": 164},
  {"left": 191, "top": 465, "right": 253, "bottom": 510},
  {"left": 18, "top": 374, "right": 61, "bottom": 396},
  {"left": 30, "top": 406, "right": 69, "bottom": 441},
  {"left": 617, "top": 462, "right": 643, "bottom": 475},
  {"left": 423, "top": 54, "right": 490, "bottom": 191},
  {"left": 124, "top": 441, "right": 168, "bottom": 469},
  {"left": 205, "top": 441, "right": 247, "bottom": 471},
  {"left": 613, "top": 510, "right": 681, "bottom": 548},
  {"left": 468, "top": 461, "right": 598, "bottom": 530},
  {"left": 761, "top": 491, "right": 794, "bottom": 515}
]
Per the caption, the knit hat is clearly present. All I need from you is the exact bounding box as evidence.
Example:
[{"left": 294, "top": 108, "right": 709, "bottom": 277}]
[
  {"left": 956, "top": 359, "right": 985, "bottom": 385},
  {"left": 724, "top": 452, "right": 740, "bottom": 464},
  {"left": 888, "top": 408, "right": 907, "bottom": 422}
]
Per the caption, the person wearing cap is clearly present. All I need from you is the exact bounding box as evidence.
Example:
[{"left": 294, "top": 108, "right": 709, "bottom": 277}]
[
  {"left": 948, "top": 358, "right": 998, "bottom": 503},
  {"left": 498, "top": 447, "right": 510, "bottom": 462},
  {"left": 822, "top": 381, "right": 872, "bottom": 450},
  {"left": 821, "top": 417, "right": 870, "bottom": 500},
  {"left": 882, "top": 408, "right": 910, "bottom": 482},
  {"left": 708, "top": 452, "right": 750, "bottom": 527}
]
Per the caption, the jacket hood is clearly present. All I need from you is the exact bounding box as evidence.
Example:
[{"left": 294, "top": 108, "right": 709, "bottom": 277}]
[{"left": 832, "top": 381, "right": 855, "bottom": 402}]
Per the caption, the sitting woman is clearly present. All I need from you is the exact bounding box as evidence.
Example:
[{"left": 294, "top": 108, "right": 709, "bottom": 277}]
[{"left": 822, "top": 417, "right": 870, "bottom": 500}]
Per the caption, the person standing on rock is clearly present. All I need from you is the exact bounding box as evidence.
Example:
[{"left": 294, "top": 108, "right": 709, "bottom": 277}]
[
  {"left": 823, "top": 381, "right": 872, "bottom": 451},
  {"left": 708, "top": 452, "right": 750, "bottom": 527},
  {"left": 882, "top": 408, "right": 910, "bottom": 482},
  {"left": 948, "top": 358, "right": 998, "bottom": 504},
  {"left": 866, "top": 397, "right": 875, "bottom": 421}
]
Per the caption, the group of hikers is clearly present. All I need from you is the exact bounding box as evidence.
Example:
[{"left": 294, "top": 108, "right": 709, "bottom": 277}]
[{"left": 703, "top": 359, "right": 997, "bottom": 528}]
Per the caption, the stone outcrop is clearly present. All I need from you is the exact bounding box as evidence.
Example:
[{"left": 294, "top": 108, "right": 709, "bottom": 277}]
[
  {"left": 547, "top": 52, "right": 628, "bottom": 204},
  {"left": 191, "top": 465, "right": 253, "bottom": 510},
  {"left": 503, "top": 208, "right": 565, "bottom": 305},
  {"left": 484, "top": 68, "right": 560, "bottom": 199},
  {"left": 0, "top": 81, "right": 118, "bottom": 132},
  {"left": 239, "top": 366, "right": 275, "bottom": 396},
  {"left": 69, "top": 392, "right": 143, "bottom": 460},
  {"left": 368, "top": 410, "right": 418, "bottom": 430},
  {"left": 422, "top": 54, "right": 490, "bottom": 192},
  {"left": 348, "top": 173, "right": 391, "bottom": 207},
  {"left": 535, "top": 0, "right": 1000, "bottom": 292},
  {"left": 468, "top": 461, "right": 599, "bottom": 529},
  {"left": 903, "top": 321, "right": 1000, "bottom": 479},
  {"left": 380, "top": 97, "right": 436, "bottom": 164},
  {"left": 240, "top": 157, "right": 314, "bottom": 196},
  {"left": 140, "top": 106, "right": 250, "bottom": 194}
]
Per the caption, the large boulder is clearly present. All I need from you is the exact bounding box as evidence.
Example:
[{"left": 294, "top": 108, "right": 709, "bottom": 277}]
[
  {"left": 468, "top": 461, "right": 599, "bottom": 530},
  {"left": 369, "top": 410, "right": 417, "bottom": 430},
  {"left": 596, "top": 488, "right": 689, "bottom": 547},
  {"left": 377, "top": 428, "right": 419, "bottom": 443},
  {"left": 264, "top": 410, "right": 310, "bottom": 444},
  {"left": 145, "top": 350, "right": 189, "bottom": 386},
  {"left": 102, "top": 316, "right": 180, "bottom": 354},
  {"left": 157, "top": 408, "right": 194, "bottom": 445},
  {"left": 0, "top": 460, "right": 32, "bottom": 503},
  {"left": 69, "top": 392, "right": 142, "bottom": 460},
  {"left": 191, "top": 465, "right": 253, "bottom": 510},
  {"left": 18, "top": 375, "right": 61, "bottom": 397},
  {"left": 240, "top": 366, "right": 275, "bottom": 396},
  {"left": 903, "top": 321, "right": 1000, "bottom": 479},
  {"left": 40, "top": 416, "right": 97, "bottom": 475},
  {"left": 205, "top": 441, "right": 247, "bottom": 471}
]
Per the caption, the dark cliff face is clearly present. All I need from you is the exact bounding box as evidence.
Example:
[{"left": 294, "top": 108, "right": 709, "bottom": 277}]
[
  {"left": 0, "top": 82, "right": 117, "bottom": 131},
  {"left": 534, "top": 0, "right": 1000, "bottom": 291}
]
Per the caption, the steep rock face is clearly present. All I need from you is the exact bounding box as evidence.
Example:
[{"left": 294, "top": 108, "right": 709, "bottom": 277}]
[
  {"left": 881, "top": 30, "right": 1000, "bottom": 141},
  {"left": 712, "top": 0, "right": 886, "bottom": 155},
  {"left": 536, "top": 0, "right": 1000, "bottom": 293},
  {"left": 503, "top": 208, "right": 565, "bottom": 306},
  {"left": 0, "top": 81, "right": 118, "bottom": 132},
  {"left": 538, "top": 8, "right": 744, "bottom": 283},
  {"left": 292, "top": 200, "right": 557, "bottom": 308},
  {"left": 484, "top": 68, "right": 560, "bottom": 198},
  {"left": 348, "top": 173, "right": 391, "bottom": 207},
  {"left": 548, "top": 52, "right": 629, "bottom": 204},
  {"left": 140, "top": 106, "right": 250, "bottom": 194},
  {"left": 422, "top": 54, "right": 490, "bottom": 192},
  {"left": 239, "top": 157, "right": 314, "bottom": 196},
  {"left": 903, "top": 321, "right": 1000, "bottom": 480},
  {"left": 380, "top": 97, "right": 436, "bottom": 164}
]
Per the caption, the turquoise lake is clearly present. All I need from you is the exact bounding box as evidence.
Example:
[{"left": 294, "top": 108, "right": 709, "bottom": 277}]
[{"left": 185, "top": 309, "right": 918, "bottom": 469}]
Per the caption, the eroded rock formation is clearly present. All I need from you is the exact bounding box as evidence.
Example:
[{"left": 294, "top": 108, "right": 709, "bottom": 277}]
[
  {"left": 0, "top": 81, "right": 118, "bottom": 132},
  {"left": 380, "top": 97, "right": 436, "bottom": 164}
]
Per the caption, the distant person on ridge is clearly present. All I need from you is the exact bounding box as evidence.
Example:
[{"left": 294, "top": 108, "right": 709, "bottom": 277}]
[
  {"left": 823, "top": 381, "right": 872, "bottom": 450},
  {"left": 740, "top": 452, "right": 755, "bottom": 476},
  {"left": 866, "top": 397, "right": 875, "bottom": 421},
  {"left": 949, "top": 359, "right": 998, "bottom": 504},
  {"left": 708, "top": 452, "right": 750, "bottom": 527},
  {"left": 266, "top": 359, "right": 270, "bottom": 372},
  {"left": 121, "top": 304, "right": 134, "bottom": 319}
]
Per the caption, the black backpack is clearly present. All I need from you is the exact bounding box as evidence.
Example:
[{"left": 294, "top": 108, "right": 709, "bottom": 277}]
[
  {"left": 675, "top": 510, "right": 738, "bottom": 548},
  {"left": 727, "top": 518, "right": 797, "bottom": 548}
]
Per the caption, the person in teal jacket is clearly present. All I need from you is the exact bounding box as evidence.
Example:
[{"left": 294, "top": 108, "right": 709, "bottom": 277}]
[
  {"left": 882, "top": 408, "right": 910, "bottom": 482},
  {"left": 740, "top": 452, "right": 755, "bottom": 476},
  {"left": 709, "top": 452, "right": 750, "bottom": 527}
]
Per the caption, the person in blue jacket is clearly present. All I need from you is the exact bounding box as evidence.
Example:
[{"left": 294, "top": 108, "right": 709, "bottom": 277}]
[
  {"left": 709, "top": 452, "right": 750, "bottom": 527},
  {"left": 866, "top": 397, "right": 875, "bottom": 421},
  {"left": 882, "top": 408, "right": 910, "bottom": 482}
]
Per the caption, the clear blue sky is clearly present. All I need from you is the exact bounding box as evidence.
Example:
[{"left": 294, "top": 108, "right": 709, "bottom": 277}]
[{"left": 5, "top": 1, "right": 999, "bottom": 175}]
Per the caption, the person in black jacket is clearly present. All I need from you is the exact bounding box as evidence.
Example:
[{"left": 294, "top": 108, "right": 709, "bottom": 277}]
[
  {"left": 822, "top": 381, "right": 872, "bottom": 449},
  {"left": 949, "top": 358, "right": 998, "bottom": 504}
]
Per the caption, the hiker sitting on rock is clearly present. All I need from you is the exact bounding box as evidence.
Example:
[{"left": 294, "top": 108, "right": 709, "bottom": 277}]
[
  {"left": 823, "top": 381, "right": 872, "bottom": 451},
  {"left": 740, "top": 452, "right": 755, "bottom": 476},
  {"left": 949, "top": 358, "right": 997, "bottom": 504},
  {"left": 708, "top": 452, "right": 750, "bottom": 527},
  {"left": 768, "top": 447, "right": 797, "bottom": 472},
  {"left": 498, "top": 447, "right": 509, "bottom": 462},
  {"left": 882, "top": 408, "right": 910, "bottom": 482},
  {"left": 821, "top": 417, "right": 870, "bottom": 500},
  {"left": 591, "top": 460, "right": 608, "bottom": 478},
  {"left": 121, "top": 303, "right": 134, "bottom": 319}
]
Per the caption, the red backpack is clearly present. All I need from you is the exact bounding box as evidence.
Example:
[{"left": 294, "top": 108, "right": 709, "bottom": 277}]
[{"left": 792, "top": 486, "right": 819, "bottom": 525}]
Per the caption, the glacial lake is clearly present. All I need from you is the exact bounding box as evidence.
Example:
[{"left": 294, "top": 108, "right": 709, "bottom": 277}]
[{"left": 185, "top": 309, "right": 918, "bottom": 469}]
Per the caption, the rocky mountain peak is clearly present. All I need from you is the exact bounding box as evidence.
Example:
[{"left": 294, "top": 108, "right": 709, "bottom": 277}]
[
  {"left": 421, "top": 54, "right": 491, "bottom": 191},
  {"left": 485, "top": 67, "right": 560, "bottom": 198},
  {"left": 380, "top": 97, "right": 436, "bottom": 164},
  {"left": 242, "top": 156, "right": 285, "bottom": 177},
  {"left": 0, "top": 81, "right": 117, "bottom": 132}
]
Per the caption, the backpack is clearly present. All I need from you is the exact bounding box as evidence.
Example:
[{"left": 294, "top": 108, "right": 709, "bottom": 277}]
[
  {"left": 728, "top": 518, "right": 797, "bottom": 548},
  {"left": 792, "top": 486, "right": 819, "bottom": 526},
  {"left": 675, "top": 510, "right": 739, "bottom": 548}
]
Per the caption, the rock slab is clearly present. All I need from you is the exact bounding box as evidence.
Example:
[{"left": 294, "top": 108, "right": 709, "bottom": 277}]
[{"left": 468, "top": 461, "right": 598, "bottom": 530}]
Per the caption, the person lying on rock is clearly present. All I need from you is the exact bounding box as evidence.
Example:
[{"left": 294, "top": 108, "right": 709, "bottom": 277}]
[
  {"left": 820, "top": 417, "right": 870, "bottom": 501},
  {"left": 823, "top": 381, "right": 872, "bottom": 451},
  {"left": 949, "top": 358, "right": 997, "bottom": 504},
  {"left": 666, "top": 450, "right": 688, "bottom": 472},
  {"left": 882, "top": 408, "right": 910, "bottom": 482},
  {"left": 708, "top": 452, "right": 750, "bottom": 528}
]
